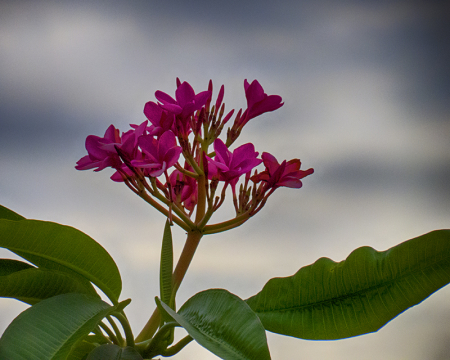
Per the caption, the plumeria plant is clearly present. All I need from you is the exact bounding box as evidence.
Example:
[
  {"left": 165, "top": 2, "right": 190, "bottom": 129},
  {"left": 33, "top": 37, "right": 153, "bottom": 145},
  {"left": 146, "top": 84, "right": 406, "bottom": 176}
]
[{"left": 0, "top": 78, "right": 449, "bottom": 360}]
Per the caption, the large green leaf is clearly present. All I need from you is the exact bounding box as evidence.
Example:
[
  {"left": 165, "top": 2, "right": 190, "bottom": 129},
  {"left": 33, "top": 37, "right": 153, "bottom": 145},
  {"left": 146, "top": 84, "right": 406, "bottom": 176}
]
[
  {"left": 0, "top": 219, "right": 122, "bottom": 304},
  {"left": 246, "top": 229, "right": 450, "bottom": 340},
  {"left": 0, "top": 205, "right": 25, "bottom": 221},
  {"left": 157, "top": 289, "right": 271, "bottom": 360},
  {"left": 0, "top": 259, "right": 98, "bottom": 304},
  {"left": 0, "top": 293, "right": 115, "bottom": 360}
]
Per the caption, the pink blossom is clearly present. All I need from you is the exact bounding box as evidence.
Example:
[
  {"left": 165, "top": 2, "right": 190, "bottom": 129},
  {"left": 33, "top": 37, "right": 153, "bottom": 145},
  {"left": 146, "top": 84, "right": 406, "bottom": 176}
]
[
  {"left": 76, "top": 122, "right": 149, "bottom": 182},
  {"left": 240, "top": 79, "right": 283, "bottom": 126},
  {"left": 206, "top": 139, "right": 262, "bottom": 189},
  {"left": 155, "top": 81, "right": 211, "bottom": 120},
  {"left": 251, "top": 152, "right": 314, "bottom": 189},
  {"left": 143, "top": 101, "right": 175, "bottom": 137},
  {"left": 75, "top": 125, "right": 122, "bottom": 172},
  {"left": 131, "top": 131, "right": 182, "bottom": 177},
  {"left": 168, "top": 168, "right": 197, "bottom": 212}
]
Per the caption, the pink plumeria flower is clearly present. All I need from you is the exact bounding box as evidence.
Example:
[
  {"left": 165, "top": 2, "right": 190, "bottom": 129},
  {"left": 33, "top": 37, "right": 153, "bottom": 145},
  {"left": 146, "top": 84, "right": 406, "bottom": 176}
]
[
  {"left": 143, "top": 101, "right": 175, "bottom": 137},
  {"left": 76, "top": 122, "right": 149, "bottom": 181},
  {"left": 206, "top": 139, "right": 262, "bottom": 191},
  {"left": 251, "top": 152, "right": 314, "bottom": 189},
  {"left": 131, "top": 131, "right": 182, "bottom": 177},
  {"left": 155, "top": 80, "right": 211, "bottom": 120},
  {"left": 75, "top": 125, "right": 122, "bottom": 172},
  {"left": 168, "top": 168, "right": 198, "bottom": 212},
  {"left": 240, "top": 79, "right": 283, "bottom": 127}
]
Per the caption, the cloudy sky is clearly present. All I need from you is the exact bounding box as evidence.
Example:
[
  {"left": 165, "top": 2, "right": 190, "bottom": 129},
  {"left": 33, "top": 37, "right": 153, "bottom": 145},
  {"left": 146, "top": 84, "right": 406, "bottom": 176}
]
[{"left": 1, "top": 0, "right": 450, "bottom": 359}]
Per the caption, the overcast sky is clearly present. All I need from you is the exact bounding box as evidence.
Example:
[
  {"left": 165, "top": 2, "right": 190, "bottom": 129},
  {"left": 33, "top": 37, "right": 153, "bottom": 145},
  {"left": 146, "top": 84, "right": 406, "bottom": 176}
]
[{"left": 1, "top": 1, "right": 450, "bottom": 359}]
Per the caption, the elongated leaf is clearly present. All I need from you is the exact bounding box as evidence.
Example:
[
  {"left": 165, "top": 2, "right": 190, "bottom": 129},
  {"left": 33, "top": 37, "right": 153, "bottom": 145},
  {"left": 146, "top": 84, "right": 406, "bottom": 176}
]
[
  {"left": 0, "top": 293, "right": 115, "bottom": 360},
  {"left": 0, "top": 205, "right": 25, "bottom": 221},
  {"left": 160, "top": 220, "right": 173, "bottom": 309},
  {"left": 86, "top": 344, "right": 143, "bottom": 360},
  {"left": 0, "top": 259, "right": 98, "bottom": 304},
  {"left": 246, "top": 229, "right": 450, "bottom": 340},
  {"left": 0, "top": 219, "right": 122, "bottom": 303},
  {"left": 0, "top": 259, "right": 34, "bottom": 275},
  {"left": 157, "top": 289, "right": 271, "bottom": 360}
]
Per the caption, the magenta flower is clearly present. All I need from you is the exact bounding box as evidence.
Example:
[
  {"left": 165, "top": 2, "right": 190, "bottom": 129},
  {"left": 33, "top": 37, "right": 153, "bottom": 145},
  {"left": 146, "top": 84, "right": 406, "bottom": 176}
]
[
  {"left": 251, "top": 152, "right": 314, "bottom": 189},
  {"left": 240, "top": 79, "right": 283, "bottom": 126},
  {"left": 75, "top": 125, "right": 122, "bottom": 172},
  {"left": 168, "top": 168, "right": 197, "bottom": 212},
  {"left": 155, "top": 81, "right": 211, "bottom": 120},
  {"left": 143, "top": 101, "right": 175, "bottom": 137},
  {"left": 131, "top": 131, "right": 182, "bottom": 177},
  {"left": 206, "top": 139, "right": 262, "bottom": 189},
  {"left": 76, "top": 122, "right": 149, "bottom": 182}
]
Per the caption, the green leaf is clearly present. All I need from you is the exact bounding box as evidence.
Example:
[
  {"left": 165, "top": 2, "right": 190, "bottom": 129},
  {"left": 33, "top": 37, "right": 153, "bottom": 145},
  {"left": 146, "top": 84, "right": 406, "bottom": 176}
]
[
  {"left": 157, "top": 289, "right": 271, "bottom": 360},
  {"left": 246, "top": 229, "right": 450, "bottom": 340},
  {"left": 160, "top": 220, "right": 174, "bottom": 310},
  {"left": 0, "top": 205, "right": 25, "bottom": 221},
  {"left": 85, "top": 344, "right": 143, "bottom": 360},
  {"left": 67, "top": 340, "right": 97, "bottom": 360},
  {"left": 0, "top": 259, "right": 98, "bottom": 304},
  {"left": 67, "top": 333, "right": 112, "bottom": 360},
  {"left": 0, "top": 219, "right": 122, "bottom": 304},
  {"left": 0, "top": 259, "right": 34, "bottom": 275},
  {"left": 0, "top": 293, "right": 115, "bottom": 360}
]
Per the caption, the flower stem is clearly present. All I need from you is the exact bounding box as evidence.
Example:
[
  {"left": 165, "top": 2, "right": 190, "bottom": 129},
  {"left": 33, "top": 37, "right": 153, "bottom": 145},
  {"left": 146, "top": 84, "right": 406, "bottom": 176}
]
[
  {"left": 172, "top": 230, "right": 203, "bottom": 294},
  {"left": 203, "top": 212, "right": 251, "bottom": 234},
  {"left": 113, "top": 312, "right": 135, "bottom": 347},
  {"left": 161, "top": 335, "right": 193, "bottom": 356},
  {"left": 135, "top": 306, "right": 161, "bottom": 343},
  {"left": 135, "top": 230, "right": 203, "bottom": 343}
]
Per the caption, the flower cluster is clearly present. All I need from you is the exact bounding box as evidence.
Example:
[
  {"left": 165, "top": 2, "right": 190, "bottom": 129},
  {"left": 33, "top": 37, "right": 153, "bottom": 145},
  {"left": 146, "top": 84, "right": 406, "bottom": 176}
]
[{"left": 76, "top": 79, "right": 313, "bottom": 234}]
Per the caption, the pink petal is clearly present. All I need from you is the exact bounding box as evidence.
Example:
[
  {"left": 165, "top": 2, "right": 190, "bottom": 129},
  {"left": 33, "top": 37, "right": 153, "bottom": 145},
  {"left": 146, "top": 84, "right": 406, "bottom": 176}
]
[
  {"left": 138, "top": 135, "right": 159, "bottom": 162},
  {"left": 234, "top": 158, "right": 262, "bottom": 174},
  {"left": 278, "top": 178, "right": 303, "bottom": 188},
  {"left": 75, "top": 155, "right": 97, "bottom": 170},
  {"left": 149, "top": 162, "right": 166, "bottom": 177},
  {"left": 176, "top": 82, "right": 195, "bottom": 107},
  {"left": 155, "top": 90, "right": 177, "bottom": 105},
  {"left": 130, "top": 159, "right": 161, "bottom": 169},
  {"left": 230, "top": 143, "right": 257, "bottom": 168},
  {"left": 164, "top": 146, "right": 183, "bottom": 168},
  {"left": 194, "top": 90, "right": 212, "bottom": 109},
  {"left": 206, "top": 161, "right": 219, "bottom": 179},
  {"left": 291, "top": 168, "right": 314, "bottom": 179},
  {"left": 284, "top": 159, "right": 301, "bottom": 173},
  {"left": 261, "top": 152, "right": 280, "bottom": 175},
  {"left": 247, "top": 95, "right": 283, "bottom": 120},
  {"left": 213, "top": 139, "right": 231, "bottom": 166},
  {"left": 144, "top": 102, "right": 163, "bottom": 126},
  {"left": 86, "top": 136, "right": 109, "bottom": 160},
  {"left": 160, "top": 103, "right": 183, "bottom": 114},
  {"left": 244, "top": 79, "right": 250, "bottom": 92},
  {"left": 103, "top": 125, "right": 121, "bottom": 143},
  {"left": 158, "top": 131, "right": 177, "bottom": 158},
  {"left": 245, "top": 80, "right": 265, "bottom": 108},
  {"left": 161, "top": 112, "right": 175, "bottom": 131},
  {"left": 206, "top": 156, "right": 229, "bottom": 172}
]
